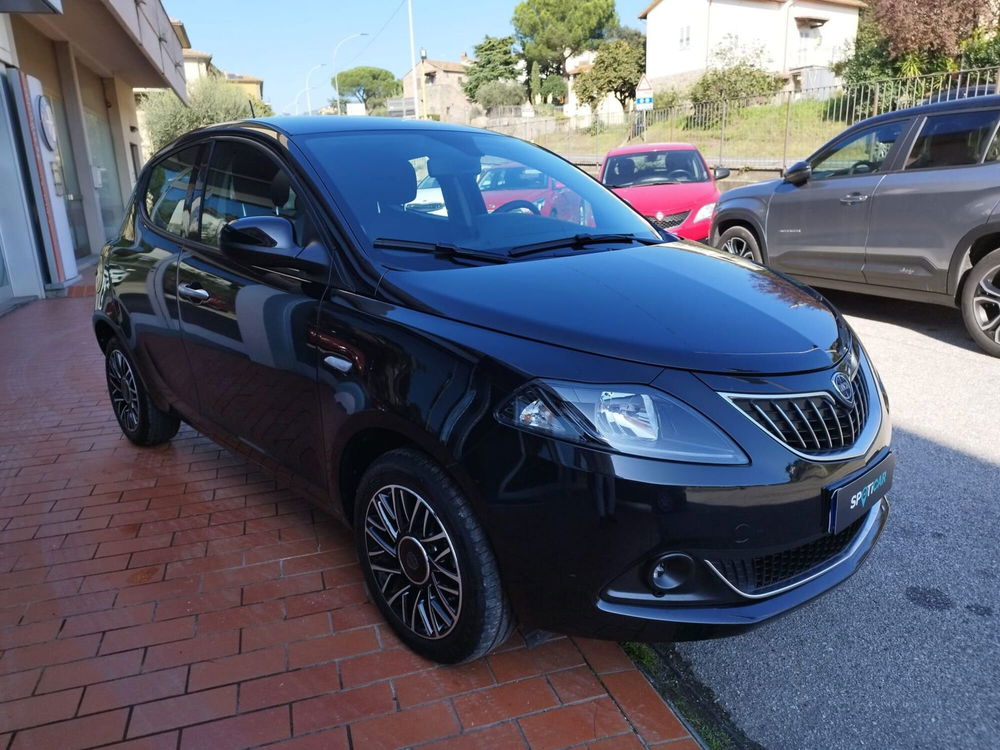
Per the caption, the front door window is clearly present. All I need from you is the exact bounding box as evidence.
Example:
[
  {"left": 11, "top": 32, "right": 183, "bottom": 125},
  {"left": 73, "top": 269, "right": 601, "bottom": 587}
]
[{"left": 810, "top": 121, "right": 908, "bottom": 180}]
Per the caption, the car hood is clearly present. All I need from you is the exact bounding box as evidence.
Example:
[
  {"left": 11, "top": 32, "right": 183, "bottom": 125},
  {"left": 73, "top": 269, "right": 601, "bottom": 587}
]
[
  {"left": 610, "top": 181, "right": 719, "bottom": 217},
  {"left": 379, "top": 243, "right": 850, "bottom": 375}
]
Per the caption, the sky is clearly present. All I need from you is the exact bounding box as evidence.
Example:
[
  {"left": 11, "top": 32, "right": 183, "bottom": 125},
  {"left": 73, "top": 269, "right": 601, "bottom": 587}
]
[{"left": 162, "top": 0, "right": 653, "bottom": 114}]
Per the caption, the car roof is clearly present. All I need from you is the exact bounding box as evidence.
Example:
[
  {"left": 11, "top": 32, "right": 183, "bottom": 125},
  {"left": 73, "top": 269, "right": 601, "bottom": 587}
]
[
  {"left": 854, "top": 93, "right": 1000, "bottom": 127},
  {"left": 246, "top": 115, "right": 487, "bottom": 137},
  {"left": 605, "top": 142, "right": 699, "bottom": 156}
]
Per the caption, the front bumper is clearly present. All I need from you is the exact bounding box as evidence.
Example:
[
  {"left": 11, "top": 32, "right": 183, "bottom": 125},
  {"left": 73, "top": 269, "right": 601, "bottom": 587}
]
[{"left": 460, "top": 356, "right": 892, "bottom": 642}]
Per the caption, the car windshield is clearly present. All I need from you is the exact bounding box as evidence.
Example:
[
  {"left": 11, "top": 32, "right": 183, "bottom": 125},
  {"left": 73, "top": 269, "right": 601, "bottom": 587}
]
[
  {"left": 297, "top": 128, "right": 658, "bottom": 259},
  {"left": 603, "top": 150, "right": 710, "bottom": 187}
]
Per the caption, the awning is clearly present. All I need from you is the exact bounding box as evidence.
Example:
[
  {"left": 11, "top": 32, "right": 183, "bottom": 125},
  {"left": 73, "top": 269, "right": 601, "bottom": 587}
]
[{"left": 16, "top": 0, "right": 185, "bottom": 100}]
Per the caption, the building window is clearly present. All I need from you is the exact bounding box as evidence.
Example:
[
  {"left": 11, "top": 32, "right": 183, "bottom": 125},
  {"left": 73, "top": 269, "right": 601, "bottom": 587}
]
[{"left": 679, "top": 26, "right": 691, "bottom": 50}]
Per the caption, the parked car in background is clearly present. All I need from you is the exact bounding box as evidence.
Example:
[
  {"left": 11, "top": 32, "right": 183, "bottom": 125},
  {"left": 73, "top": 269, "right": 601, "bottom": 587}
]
[
  {"left": 600, "top": 143, "right": 729, "bottom": 242},
  {"left": 406, "top": 174, "right": 446, "bottom": 216},
  {"left": 95, "top": 117, "right": 892, "bottom": 665},
  {"left": 476, "top": 160, "right": 586, "bottom": 220},
  {"left": 713, "top": 95, "right": 1000, "bottom": 357}
]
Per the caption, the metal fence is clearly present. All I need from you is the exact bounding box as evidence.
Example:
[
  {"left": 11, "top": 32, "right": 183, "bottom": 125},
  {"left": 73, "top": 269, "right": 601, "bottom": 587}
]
[{"left": 484, "top": 66, "right": 1000, "bottom": 170}]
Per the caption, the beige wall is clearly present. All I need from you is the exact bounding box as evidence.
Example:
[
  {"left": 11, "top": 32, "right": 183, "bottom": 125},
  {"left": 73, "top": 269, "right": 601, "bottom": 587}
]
[{"left": 0, "top": 14, "right": 16, "bottom": 66}]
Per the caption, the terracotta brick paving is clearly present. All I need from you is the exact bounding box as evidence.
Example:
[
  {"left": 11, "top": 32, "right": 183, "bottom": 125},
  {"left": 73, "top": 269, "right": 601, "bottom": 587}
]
[{"left": 0, "top": 297, "right": 697, "bottom": 749}]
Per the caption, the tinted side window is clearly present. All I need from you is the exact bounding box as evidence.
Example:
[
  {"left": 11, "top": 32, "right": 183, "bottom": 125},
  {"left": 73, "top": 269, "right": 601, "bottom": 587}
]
[
  {"left": 144, "top": 146, "right": 200, "bottom": 236},
  {"left": 905, "top": 110, "right": 1000, "bottom": 170},
  {"left": 200, "top": 141, "right": 300, "bottom": 247},
  {"left": 810, "top": 121, "right": 907, "bottom": 181}
]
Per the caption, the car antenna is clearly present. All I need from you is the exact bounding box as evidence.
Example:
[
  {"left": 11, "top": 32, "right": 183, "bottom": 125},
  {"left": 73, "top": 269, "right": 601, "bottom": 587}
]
[{"left": 248, "top": 99, "right": 256, "bottom": 118}]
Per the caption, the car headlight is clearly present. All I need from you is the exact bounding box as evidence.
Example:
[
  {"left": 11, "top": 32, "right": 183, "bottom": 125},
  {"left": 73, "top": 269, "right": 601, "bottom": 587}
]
[
  {"left": 496, "top": 380, "right": 747, "bottom": 464},
  {"left": 692, "top": 202, "right": 716, "bottom": 223},
  {"left": 533, "top": 197, "right": 546, "bottom": 212}
]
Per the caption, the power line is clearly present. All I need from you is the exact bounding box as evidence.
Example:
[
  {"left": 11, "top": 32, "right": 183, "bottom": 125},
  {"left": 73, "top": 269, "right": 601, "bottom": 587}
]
[{"left": 347, "top": 0, "right": 407, "bottom": 66}]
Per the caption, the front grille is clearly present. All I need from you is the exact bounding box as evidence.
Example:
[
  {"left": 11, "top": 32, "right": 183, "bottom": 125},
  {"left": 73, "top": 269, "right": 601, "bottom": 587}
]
[
  {"left": 647, "top": 211, "right": 690, "bottom": 230},
  {"left": 709, "top": 515, "right": 866, "bottom": 596},
  {"left": 727, "top": 369, "right": 870, "bottom": 456}
]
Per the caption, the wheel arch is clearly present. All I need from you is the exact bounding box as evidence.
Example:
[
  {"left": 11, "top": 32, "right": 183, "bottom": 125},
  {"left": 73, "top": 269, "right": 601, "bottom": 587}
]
[
  {"left": 330, "top": 413, "right": 479, "bottom": 528},
  {"left": 714, "top": 209, "right": 768, "bottom": 261},
  {"left": 948, "top": 225, "right": 1000, "bottom": 302}
]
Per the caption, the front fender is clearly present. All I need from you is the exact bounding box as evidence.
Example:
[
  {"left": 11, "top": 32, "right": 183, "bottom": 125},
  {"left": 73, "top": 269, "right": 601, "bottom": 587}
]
[
  {"left": 712, "top": 189, "right": 773, "bottom": 257},
  {"left": 947, "top": 217, "right": 1000, "bottom": 300}
]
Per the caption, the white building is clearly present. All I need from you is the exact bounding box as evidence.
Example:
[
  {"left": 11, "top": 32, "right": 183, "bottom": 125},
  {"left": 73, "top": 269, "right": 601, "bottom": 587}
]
[
  {"left": 564, "top": 50, "right": 626, "bottom": 120},
  {"left": 640, "top": 0, "right": 864, "bottom": 91}
]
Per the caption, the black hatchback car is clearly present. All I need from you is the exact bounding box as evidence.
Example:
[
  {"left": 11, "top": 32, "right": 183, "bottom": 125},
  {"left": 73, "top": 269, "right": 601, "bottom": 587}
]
[{"left": 95, "top": 117, "right": 893, "bottom": 663}]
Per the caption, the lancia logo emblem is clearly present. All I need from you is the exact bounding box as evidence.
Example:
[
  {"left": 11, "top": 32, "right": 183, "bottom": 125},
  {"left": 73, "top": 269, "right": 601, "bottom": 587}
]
[{"left": 831, "top": 372, "right": 854, "bottom": 405}]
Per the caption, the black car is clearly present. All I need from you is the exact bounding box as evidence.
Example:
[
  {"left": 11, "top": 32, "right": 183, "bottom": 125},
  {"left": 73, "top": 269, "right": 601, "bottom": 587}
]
[{"left": 95, "top": 117, "right": 893, "bottom": 664}]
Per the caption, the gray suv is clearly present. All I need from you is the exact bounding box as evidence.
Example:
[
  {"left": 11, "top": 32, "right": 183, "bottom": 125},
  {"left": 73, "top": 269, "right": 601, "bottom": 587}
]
[{"left": 712, "top": 96, "right": 1000, "bottom": 357}]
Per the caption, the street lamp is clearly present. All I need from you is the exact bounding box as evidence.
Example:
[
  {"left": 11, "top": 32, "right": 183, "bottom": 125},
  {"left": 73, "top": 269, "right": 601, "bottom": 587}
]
[
  {"left": 333, "top": 32, "right": 369, "bottom": 115},
  {"left": 305, "top": 63, "right": 326, "bottom": 116}
]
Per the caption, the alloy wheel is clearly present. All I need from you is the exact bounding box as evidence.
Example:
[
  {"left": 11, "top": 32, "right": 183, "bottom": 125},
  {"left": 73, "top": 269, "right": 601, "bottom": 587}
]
[
  {"left": 972, "top": 264, "right": 1000, "bottom": 344},
  {"left": 108, "top": 349, "right": 140, "bottom": 433},
  {"left": 723, "top": 236, "right": 754, "bottom": 258},
  {"left": 363, "top": 484, "right": 462, "bottom": 639}
]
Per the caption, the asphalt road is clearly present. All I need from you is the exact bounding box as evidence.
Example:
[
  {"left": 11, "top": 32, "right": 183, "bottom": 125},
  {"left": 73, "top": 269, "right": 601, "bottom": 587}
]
[{"left": 675, "top": 290, "right": 1000, "bottom": 749}]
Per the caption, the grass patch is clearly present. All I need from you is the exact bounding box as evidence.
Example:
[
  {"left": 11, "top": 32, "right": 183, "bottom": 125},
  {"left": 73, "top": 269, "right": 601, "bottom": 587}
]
[{"left": 619, "top": 641, "right": 765, "bottom": 750}]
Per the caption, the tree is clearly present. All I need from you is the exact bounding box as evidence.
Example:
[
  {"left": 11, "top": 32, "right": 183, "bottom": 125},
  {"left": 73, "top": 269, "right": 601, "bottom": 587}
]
[
  {"left": 140, "top": 76, "right": 272, "bottom": 153},
  {"left": 463, "top": 35, "right": 521, "bottom": 101},
  {"left": 529, "top": 61, "right": 542, "bottom": 102},
  {"left": 513, "top": 0, "right": 617, "bottom": 75},
  {"left": 602, "top": 23, "right": 645, "bottom": 47},
  {"left": 475, "top": 80, "right": 526, "bottom": 109},
  {"left": 335, "top": 66, "right": 400, "bottom": 111},
  {"left": 835, "top": 2, "right": 1000, "bottom": 81},
  {"left": 689, "top": 37, "right": 784, "bottom": 103},
  {"left": 572, "top": 39, "right": 645, "bottom": 112},
  {"left": 539, "top": 74, "right": 567, "bottom": 103},
  {"left": 832, "top": 10, "right": 900, "bottom": 84},
  {"left": 872, "top": 0, "right": 993, "bottom": 61}
]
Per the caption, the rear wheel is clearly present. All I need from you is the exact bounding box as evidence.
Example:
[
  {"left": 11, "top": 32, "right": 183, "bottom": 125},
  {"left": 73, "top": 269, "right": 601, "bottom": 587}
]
[
  {"left": 354, "top": 449, "right": 513, "bottom": 663},
  {"left": 961, "top": 248, "right": 1000, "bottom": 357},
  {"left": 717, "top": 225, "right": 763, "bottom": 264},
  {"left": 104, "top": 340, "right": 180, "bottom": 445}
]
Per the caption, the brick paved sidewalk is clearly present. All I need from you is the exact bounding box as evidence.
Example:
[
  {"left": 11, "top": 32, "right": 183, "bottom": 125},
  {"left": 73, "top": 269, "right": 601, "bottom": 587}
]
[{"left": 0, "top": 298, "right": 697, "bottom": 750}]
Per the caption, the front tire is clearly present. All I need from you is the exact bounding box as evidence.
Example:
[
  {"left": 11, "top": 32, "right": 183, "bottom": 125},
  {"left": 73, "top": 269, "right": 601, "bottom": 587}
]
[
  {"left": 717, "top": 225, "right": 763, "bottom": 263},
  {"left": 354, "top": 449, "right": 514, "bottom": 663},
  {"left": 104, "top": 340, "right": 180, "bottom": 446},
  {"left": 961, "top": 248, "right": 1000, "bottom": 357}
]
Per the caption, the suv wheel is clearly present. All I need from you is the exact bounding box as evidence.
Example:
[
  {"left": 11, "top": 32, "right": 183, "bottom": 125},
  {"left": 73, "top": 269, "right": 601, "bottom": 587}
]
[
  {"left": 717, "top": 226, "right": 763, "bottom": 263},
  {"left": 355, "top": 449, "right": 514, "bottom": 663},
  {"left": 961, "top": 248, "right": 1000, "bottom": 357},
  {"left": 104, "top": 340, "right": 180, "bottom": 445}
]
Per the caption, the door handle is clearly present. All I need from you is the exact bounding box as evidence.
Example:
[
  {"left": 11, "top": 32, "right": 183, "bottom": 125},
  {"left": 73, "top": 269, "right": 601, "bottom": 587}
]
[
  {"left": 177, "top": 283, "right": 210, "bottom": 302},
  {"left": 840, "top": 193, "right": 870, "bottom": 205},
  {"left": 323, "top": 354, "right": 353, "bottom": 373}
]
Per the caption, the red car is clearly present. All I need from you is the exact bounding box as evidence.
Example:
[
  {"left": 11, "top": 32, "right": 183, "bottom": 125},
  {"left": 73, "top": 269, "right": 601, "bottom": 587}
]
[
  {"left": 478, "top": 162, "right": 586, "bottom": 222},
  {"left": 599, "top": 143, "right": 728, "bottom": 242}
]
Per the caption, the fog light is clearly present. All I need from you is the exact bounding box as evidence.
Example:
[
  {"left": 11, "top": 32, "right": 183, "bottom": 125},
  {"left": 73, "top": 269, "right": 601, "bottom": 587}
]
[{"left": 649, "top": 553, "right": 694, "bottom": 593}]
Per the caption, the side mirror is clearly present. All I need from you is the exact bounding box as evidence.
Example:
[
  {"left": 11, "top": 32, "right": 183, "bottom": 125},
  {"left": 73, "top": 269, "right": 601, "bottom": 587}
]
[
  {"left": 713, "top": 167, "right": 731, "bottom": 181},
  {"left": 783, "top": 160, "right": 812, "bottom": 186},
  {"left": 219, "top": 216, "right": 324, "bottom": 274}
]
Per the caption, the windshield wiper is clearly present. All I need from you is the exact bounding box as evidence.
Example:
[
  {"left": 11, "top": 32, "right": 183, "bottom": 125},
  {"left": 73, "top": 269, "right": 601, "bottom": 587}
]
[
  {"left": 508, "top": 233, "right": 663, "bottom": 258},
  {"left": 372, "top": 238, "right": 509, "bottom": 264}
]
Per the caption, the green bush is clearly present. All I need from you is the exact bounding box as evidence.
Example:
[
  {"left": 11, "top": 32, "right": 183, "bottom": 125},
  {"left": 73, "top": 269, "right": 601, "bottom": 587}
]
[{"left": 141, "top": 76, "right": 271, "bottom": 153}]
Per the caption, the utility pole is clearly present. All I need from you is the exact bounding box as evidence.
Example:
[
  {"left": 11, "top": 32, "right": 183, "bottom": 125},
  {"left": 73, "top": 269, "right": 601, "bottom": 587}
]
[
  {"left": 407, "top": 0, "right": 421, "bottom": 119},
  {"left": 333, "top": 33, "right": 368, "bottom": 115},
  {"left": 305, "top": 64, "right": 325, "bottom": 116}
]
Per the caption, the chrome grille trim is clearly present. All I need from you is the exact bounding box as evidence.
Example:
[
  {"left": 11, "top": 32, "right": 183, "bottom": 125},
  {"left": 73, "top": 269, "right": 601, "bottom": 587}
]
[
  {"left": 703, "top": 499, "right": 886, "bottom": 600},
  {"left": 719, "top": 364, "right": 881, "bottom": 462},
  {"left": 646, "top": 211, "right": 690, "bottom": 230}
]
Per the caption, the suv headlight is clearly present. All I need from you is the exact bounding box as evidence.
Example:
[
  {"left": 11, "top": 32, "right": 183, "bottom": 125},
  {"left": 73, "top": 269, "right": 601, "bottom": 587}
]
[
  {"left": 496, "top": 380, "right": 747, "bottom": 464},
  {"left": 692, "top": 202, "right": 716, "bottom": 223}
]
